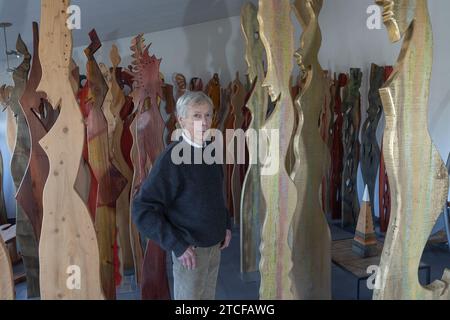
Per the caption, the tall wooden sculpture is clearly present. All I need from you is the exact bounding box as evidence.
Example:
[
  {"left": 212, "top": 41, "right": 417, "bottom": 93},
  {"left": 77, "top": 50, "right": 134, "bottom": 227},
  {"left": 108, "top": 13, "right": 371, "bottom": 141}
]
[
  {"left": 291, "top": 0, "right": 331, "bottom": 299},
  {"left": 0, "top": 235, "right": 14, "bottom": 299},
  {"left": 207, "top": 73, "right": 222, "bottom": 129},
  {"left": 0, "top": 151, "right": 6, "bottom": 226},
  {"left": 84, "top": 29, "right": 128, "bottom": 299},
  {"left": 189, "top": 77, "right": 204, "bottom": 91},
  {"left": 108, "top": 45, "right": 135, "bottom": 274},
  {"left": 257, "top": 0, "right": 297, "bottom": 300},
  {"left": 360, "top": 64, "right": 384, "bottom": 221},
  {"left": 37, "top": 0, "right": 104, "bottom": 299},
  {"left": 8, "top": 34, "right": 41, "bottom": 299},
  {"left": 373, "top": 0, "right": 450, "bottom": 300},
  {"left": 329, "top": 74, "right": 347, "bottom": 220},
  {"left": 173, "top": 73, "right": 187, "bottom": 101},
  {"left": 352, "top": 185, "right": 377, "bottom": 257},
  {"left": 341, "top": 68, "right": 362, "bottom": 228},
  {"left": 239, "top": 2, "right": 267, "bottom": 276},
  {"left": 162, "top": 81, "right": 177, "bottom": 145},
  {"left": 128, "top": 34, "right": 170, "bottom": 300}
]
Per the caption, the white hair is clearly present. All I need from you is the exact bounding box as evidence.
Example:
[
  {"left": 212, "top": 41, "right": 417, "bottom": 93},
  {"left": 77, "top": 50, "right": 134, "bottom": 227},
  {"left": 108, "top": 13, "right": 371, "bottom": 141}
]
[{"left": 176, "top": 91, "right": 213, "bottom": 118}]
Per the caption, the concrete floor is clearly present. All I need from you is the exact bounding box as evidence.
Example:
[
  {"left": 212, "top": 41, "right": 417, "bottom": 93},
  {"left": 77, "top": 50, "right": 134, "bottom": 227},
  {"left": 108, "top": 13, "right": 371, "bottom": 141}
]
[{"left": 14, "top": 223, "right": 450, "bottom": 300}]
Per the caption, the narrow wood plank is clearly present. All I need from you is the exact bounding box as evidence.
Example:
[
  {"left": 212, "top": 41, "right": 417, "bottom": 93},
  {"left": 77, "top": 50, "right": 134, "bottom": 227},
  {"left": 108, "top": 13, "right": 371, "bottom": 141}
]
[
  {"left": 239, "top": 2, "right": 267, "bottom": 276},
  {"left": 0, "top": 150, "right": 7, "bottom": 226},
  {"left": 257, "top": 0, "right": 297, "bottom": 300},
  {"left": 374, "top": 0, "right": 450, "bottom": 300},
  {"left": 291, "top": 0, "right": 331, "bottom": 299},
  {"left": 37, "top": 0, "right": 104, "bottom": 300}
]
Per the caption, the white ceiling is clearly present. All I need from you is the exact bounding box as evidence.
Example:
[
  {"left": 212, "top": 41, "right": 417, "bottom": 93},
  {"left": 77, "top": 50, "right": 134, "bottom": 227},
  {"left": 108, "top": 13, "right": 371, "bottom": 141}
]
[{"left": 0, "top": 0, "right": 256, "bottom": 53}]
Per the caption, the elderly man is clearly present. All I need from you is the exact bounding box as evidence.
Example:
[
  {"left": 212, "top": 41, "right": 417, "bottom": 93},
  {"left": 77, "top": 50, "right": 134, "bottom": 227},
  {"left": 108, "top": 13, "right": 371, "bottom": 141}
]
[{"left": 132, "top": 91, "right": 232, "bottom": 300}]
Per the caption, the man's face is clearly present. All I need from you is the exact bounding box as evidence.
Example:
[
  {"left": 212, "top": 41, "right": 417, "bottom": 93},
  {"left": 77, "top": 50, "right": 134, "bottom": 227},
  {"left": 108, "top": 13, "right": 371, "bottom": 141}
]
[{"left": 178, "top": 102, "right": 212, "bottom": 144}]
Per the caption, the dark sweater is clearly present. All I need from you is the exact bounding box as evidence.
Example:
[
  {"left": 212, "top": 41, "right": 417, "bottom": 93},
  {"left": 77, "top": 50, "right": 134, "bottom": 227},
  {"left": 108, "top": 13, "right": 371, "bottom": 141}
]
[{"left": 132, "top": 137, "right": 232, "bottom": 257}]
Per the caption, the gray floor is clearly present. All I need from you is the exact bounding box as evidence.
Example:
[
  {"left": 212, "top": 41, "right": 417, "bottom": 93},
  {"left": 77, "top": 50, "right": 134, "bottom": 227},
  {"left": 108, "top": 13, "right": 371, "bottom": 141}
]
[{"left": 14, "top": 224, "right": 450, "bottom": 300}]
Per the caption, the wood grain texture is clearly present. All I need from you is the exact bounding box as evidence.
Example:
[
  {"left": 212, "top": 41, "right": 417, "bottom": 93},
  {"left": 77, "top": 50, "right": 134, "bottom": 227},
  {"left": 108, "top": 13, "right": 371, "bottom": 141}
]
[
  {"left": 257, "top": 0, "right": 297, "bottom": 300},
  {"left": 373, "top": 0, "right": 450, "bottom": 300},
  {"left": 0, "top": 150, "right": 7, "bottom": 226},
  {"left": 329, "top": 73, "right": 347, "bottom": 220},
  {"left": 109, "top": 44, "right": 135, "bottom": 274},
  {"left": 128, "top": 34, "right": 170, "bottom": 300},
  {"left": 360, "top": 64, "right": 384, "bottom": 221},
  {"left": 291, "top": 0, "right": 331, "bottom": 299},
  {"left": 37, "top": 0, "right": 104, "bottom": 299},
  {"left": 0, "top": 234, "right": 14, "bottom": 299},
  {"left": 239, "top": 2, "right": 267, "bottom": 276},
  {"left": 341, "top": 68, "right": 362, "bottom": 228}
]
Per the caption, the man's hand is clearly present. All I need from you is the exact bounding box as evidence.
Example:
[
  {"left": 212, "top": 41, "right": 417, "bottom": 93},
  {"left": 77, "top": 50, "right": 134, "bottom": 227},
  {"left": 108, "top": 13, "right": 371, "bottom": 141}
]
[
  {"left": 220, "top": 229, "right": 232, "bottom": 250},
  {"left": 178, "top": 246, "right": 196, "bottom": 270}
]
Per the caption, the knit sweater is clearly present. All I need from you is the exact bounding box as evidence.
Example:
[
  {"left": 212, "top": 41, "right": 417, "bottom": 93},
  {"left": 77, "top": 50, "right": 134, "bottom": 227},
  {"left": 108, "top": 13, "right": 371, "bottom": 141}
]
[{"left": 132, "top": 137, "right": 232, "bottom": 257}]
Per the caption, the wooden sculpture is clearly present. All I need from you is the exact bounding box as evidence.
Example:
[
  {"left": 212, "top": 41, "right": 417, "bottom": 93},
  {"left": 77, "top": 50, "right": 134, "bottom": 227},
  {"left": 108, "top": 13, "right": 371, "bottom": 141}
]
[
  {"left": 173, "top": 73, "right": 187, "bottom": 101},
  {"left": 162, "top": 82, "right": 177, "bottom": 145},
  {"left": 0, "top": 234, "right": 14, "bottom": 299},
  {"left": 37, "top": 0, "right": 104, "bottom": 299},
  {"left": 223, "top": 82, "right": 236, "bottom": 219},
  {"left": 0, "top": 85, "right": 17, "bottom": 156},
  {"left": 206, "top": 73, "right": 222, "bottom": 129},
  {"left": 379, "top": 66, "right": 393, "bottom": 233},
  {"left": 329, "top": 73, "right": 347, "bottom": 220},
  {"left": 218, "top": 85, "right": 232, "bottom": 133},
  {"left": 373, "top": 0, "right": 450, "bottom": 299},
  {"left": 0, "top": 150, "right": 7, "bottom": 226},
  {"left": 291, "top": 0, "right": 331, "bottom": 299},
  {"left": 257, "top": 0, "right": 297, "bottom": 300},
  {"left": 230, "top": 72, "right": 247, "bottom": 225},
  {"left": 189, "top": 77, "right": 204, "bottom": 91},
  {"left": 360, "top": 63, "right": 384, "bottom": 221},
  {"left": 341, "top": 68, "right": 362, "bottom": 228},
  {"left": 128, "top": 34, "right": 170, "bottom": 300},
  {"left": 352, "top": 185, "right": 377, "bottom": 257},
  {"left": 108, "top": 45, "right": 135, "bottom": 274},
  {"left": 84, "top": 29, "right": 127, "bottom": 299},
  {"left": 8, "top": 34, "right": 42, "bottom": 299},
  {"left": 239, "top": 2, "right": 268, "bottom": 276}
]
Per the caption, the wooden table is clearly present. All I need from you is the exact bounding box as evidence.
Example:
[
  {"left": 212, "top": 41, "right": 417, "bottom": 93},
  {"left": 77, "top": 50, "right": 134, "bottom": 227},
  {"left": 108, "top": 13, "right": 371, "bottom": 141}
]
[{"left": 331, "top": 238, "right": 431, "bottom": 299}]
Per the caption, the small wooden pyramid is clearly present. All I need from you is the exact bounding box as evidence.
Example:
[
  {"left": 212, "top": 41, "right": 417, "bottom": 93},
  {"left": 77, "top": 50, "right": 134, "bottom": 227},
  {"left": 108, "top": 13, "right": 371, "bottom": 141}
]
[{"left": 352, "top": 185, "right": 377, "bottom": 257}]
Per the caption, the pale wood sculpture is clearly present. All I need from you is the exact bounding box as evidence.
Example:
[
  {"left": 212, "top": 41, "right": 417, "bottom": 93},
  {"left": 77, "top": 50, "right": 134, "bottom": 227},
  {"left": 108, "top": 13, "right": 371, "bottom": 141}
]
[
  {"left": 360, "top": 64, "right": 384, "bottom": 221},
  {"left": 0, "top": 85, "right": 17, "bottom": 155},
  {"left": 373, "top": 0, "right": 450, "bottom": 300},
  {"left": 239, "top": 2, "right": 268, "bottom": 276},
  {"left": 291, "top": 0, "right": 331, "bottom": 299},
  {"left": 329, "top": 73, "right": 347, "bottom": 220},
  {"left": 189, "top": 77, "right": 204, "bottom": 91},
  {"left": 173, "top": 73, "right": 187, "bottom": 101},
  {"left": 206, "top": 73, "right": 222, "bottom": 129},
  {"left": 128, "top": 34, "right": 170, "bottom": 300},
  {"left": 257, "top": 0, "right": 297, "bottom": 299},
  {"left": 352, "top": 185, "right": 377, "bottom": 257},
  {"left": 0, "top": 150, "right": 7, "bottom": 226},
  {"left": 230, "top": 72, "right": 247, "bottom": 225},
  {"left": 379, "top": 66, "right": 394, "bottom": 233},
  {"left": 109, "top": 44, "right": 135, "bottom": 274},
  {"left": 8, "top": 34, "right": 41, "bottom": 299},
  {"left": 0, "top": 234, "right": 14, "bottom": 299},
  {"left": 341, "top": 68, "right": 362, "bottom": 228},
  {"left": 84, "top": 29, "right": 128, "bottom": 299},
  {"left": 37, "top": 0, "right": 104, "bottom": 299}
]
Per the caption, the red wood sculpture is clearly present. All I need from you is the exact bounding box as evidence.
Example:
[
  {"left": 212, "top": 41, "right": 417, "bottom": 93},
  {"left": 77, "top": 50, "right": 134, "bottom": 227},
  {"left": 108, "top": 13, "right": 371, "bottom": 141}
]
[
  {"left": 128, "top": 34, "right": 170, "bottom": 300},
  {"left": 172, "top": 73, "right": 187, "bottom": 101},
  {"left": 379, "top": 66, "right": 393, "bottom": 233},
  {"left": 162, "top": 82, "right": 177, "bottom": 145},
  {"left": 206, "top": 73, "right": 221, "bottom": 129},
  {"left": 189, "top": 77, "right": 204, "bottom": 91},
  {"left": 84, "top": 29, "right": 127, "bottom": 299},
  {"left": 329, "top": 73, "right": 347, "bottom": 220}
]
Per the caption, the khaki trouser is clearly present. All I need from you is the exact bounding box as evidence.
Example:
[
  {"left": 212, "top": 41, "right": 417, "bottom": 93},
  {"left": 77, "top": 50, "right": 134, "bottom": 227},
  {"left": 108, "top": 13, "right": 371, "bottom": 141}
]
[{"left": 172, "top": 243, "right": 221, "bottom": 300}]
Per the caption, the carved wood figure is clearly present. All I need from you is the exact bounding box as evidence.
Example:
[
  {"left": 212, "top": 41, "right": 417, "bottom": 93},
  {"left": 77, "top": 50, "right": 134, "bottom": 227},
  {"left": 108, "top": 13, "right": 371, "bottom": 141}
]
[
  {"left": 8, "top": 34, "right": 41, "bottom": 299},
  {"left": 257, "top": 0, "right": 297, "bottom": 299},
  {"left": 108, "top": 45, "right": 135, "bottom": 275},
  {"left": 173, "top": 73, "right": 187, "bottom": 101},
  {"left": 0, "top": 150, "right": 7, "bottom": 226},
  {"left": 341, "top": 68, "right": 362, "bottom": 228},
  {"left": 162, "top": 82, "right": 177, "bottom": 145},
  {"left": 373, "top": 0, "right": 450, "bottom": 300},
  {"left": 206, "top": 73, "right": 222, "bottom": 129},
  {"left": 360, "top": 64, "right": 384, "bottom": 222},
  {"left": 128, "top": 34, "right": 170, "bottom": 300},
  {"left": 352, "top": 185, "right": 377, "bottom": 257},
  {"left": 329, "top": 73, "right": 347, "bottom": 220},
  {"left": 379, "top": 66, "right": 394, "bottom": 233},
  {"left": 291, "top": 0, "right": 331, "bottom": 299},
  {"left": 239, "top": 2, "right": 268, "bottom": 276},
  {"left": 0, "top": 234, "right": 14, "bottom": 299},
  {"left": 218, "top": 85, "right": 232, "bottom": 133},
  {"left": 37, "top": 0, "right": 104, "bottom": 299},
  {"left": 189, "top": 77, "right": 204, "bottom": 91},
  {"left": 223, "top": 82, "right": 236, "bottom": 219},
  {"left": 84, "top": 29, "right": 128, "bottom": 299}
]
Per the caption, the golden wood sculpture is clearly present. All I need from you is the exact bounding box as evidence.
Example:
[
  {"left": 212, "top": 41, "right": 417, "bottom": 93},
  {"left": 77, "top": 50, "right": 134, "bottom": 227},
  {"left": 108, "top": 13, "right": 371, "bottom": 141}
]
[
  {"left": 291, "top": 0, "right": 331, "bottom": 299},
  {"left": 257, "top": 0, "right": 297, "bottom": 300},
  {"left": 0, "top": 151, "right": 6, "bottom": 226},
  {"left": 108, "top": 45, "right": 135, "bottom": 274},
  {"left": 239, "top": 2, "right": 267, "bottom": 276},
  {"left": 37, "top": 0, "right": 104, "bottom": 299},
  {"left": 0, "top": 234, "right": 14, "bottom": 299},
  {"left": 373, "top": 0, "right": 450, "bottom": 300},
  {"left": 206, "top": 73, "right": 222, "bottom": 129}
]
